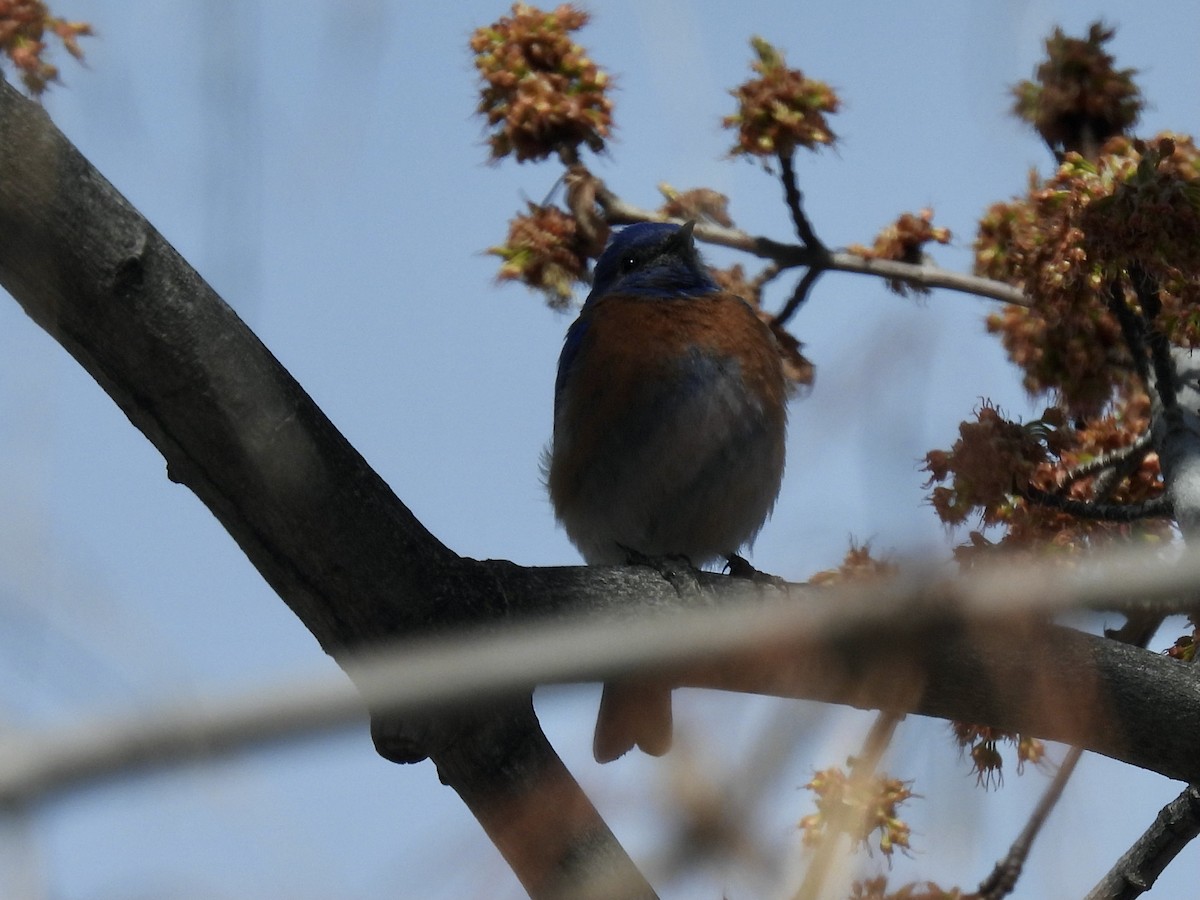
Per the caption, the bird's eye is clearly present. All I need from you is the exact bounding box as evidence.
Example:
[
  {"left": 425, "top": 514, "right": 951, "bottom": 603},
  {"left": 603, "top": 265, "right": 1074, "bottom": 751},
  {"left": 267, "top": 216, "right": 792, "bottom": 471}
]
[{"left": 619, "top": 255, "right": 637, "bottom": 274}]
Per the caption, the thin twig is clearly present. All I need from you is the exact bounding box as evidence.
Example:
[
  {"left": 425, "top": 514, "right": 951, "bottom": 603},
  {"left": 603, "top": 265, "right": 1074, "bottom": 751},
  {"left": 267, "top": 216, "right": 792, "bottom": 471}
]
[
  {"left": 1091, "top": 446, "right": 1151, "bottom": 501},
  {"left": 1020, "top": 484, "right": 1173, "bottom": 522},
  {"left": 1059, "top": 433, "right": 1154, "bottom": 490},
  {"left": 976, "top": 570, "right": 1169, "bottom": 900},
  {"left": 772, "top": 265, "right": 825, "bottom": 327},
  {"left": 593, "top": 188, "right": 1030, "bottom": 306},
  {"left": 827, "top": 252, "right": 1030, "bottom": 306},
  {"left": 975, "top": 746, "right": 1085, "bottom": 900},
  {"left": 777, "top": 151, "right": 828, "bottom": 255},
  {"left": 854, "top": 712, "right": 904, "bottom": 775}
]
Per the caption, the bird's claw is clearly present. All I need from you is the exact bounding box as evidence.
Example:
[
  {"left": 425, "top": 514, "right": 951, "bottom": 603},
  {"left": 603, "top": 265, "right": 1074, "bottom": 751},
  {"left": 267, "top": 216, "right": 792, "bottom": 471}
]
[{"left": 725, "top": 553, "right": 786, "bottom": 586}]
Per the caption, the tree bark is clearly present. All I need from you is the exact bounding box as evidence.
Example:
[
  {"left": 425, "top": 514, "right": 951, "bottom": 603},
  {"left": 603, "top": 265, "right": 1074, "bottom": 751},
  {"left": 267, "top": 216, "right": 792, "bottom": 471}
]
[{"left": 0, "top": 73, "right": 650, "bottom": 899}]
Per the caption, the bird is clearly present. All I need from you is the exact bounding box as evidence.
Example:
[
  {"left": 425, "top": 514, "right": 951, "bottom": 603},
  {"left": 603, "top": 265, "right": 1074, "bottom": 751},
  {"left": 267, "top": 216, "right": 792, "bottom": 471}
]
[{"left": 547, "top": 220, "right": 788, "bottom": 762}]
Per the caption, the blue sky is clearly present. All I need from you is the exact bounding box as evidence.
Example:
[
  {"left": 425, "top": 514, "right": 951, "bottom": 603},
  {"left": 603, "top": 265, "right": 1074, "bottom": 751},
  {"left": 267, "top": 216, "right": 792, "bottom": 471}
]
[{"left": 0, "top": 1, "right": 1196, "bottom": 897}]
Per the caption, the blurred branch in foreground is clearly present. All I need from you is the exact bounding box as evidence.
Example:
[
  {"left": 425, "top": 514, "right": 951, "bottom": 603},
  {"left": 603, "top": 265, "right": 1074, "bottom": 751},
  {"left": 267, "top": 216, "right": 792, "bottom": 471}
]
[{"left": 0, "top": 540, "right": 1198, "bottom": 807}]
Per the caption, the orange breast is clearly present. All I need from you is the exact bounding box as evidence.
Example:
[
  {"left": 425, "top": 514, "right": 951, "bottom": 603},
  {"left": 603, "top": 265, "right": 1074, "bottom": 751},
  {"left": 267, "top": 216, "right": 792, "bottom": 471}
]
[{"left": 549, "top": 291, "right": 786, "bottom": 507}]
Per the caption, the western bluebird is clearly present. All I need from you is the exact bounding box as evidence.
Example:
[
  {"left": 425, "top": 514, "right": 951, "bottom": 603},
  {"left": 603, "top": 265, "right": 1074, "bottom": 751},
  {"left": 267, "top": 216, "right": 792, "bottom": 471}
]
[{"left": 547, "top": 221, "right": 788, "bottom": 762}]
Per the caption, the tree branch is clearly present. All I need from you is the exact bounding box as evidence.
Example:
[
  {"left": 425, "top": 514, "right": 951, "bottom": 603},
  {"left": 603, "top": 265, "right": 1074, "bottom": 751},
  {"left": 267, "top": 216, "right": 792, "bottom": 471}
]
[
  {"left": 1107, "top": 278, "right": 1152, "bottom": 387},
  {"left": 1059, "top": 433, "right": 1153, "bottom": 490},
  {"left": 595, "top": 189, "right": 1031, "bottom": 306},
  {"left": 976, "top": 747, "right": 1084, "bottom": 900},
  {"left": 0, "top": 72, "right": 646, "bottom": 900},
  {"left": 1109, "top": 270, "right": 1200, "bottom": 538},
  {"left": 771, "top": 264, "right": 825, "bottom": 328},
  {"left": 4, "top": 548, "right": 1200, "bottom": 806},
  {"left": 1019, "top": 484, "right": 1172, "bottom": 522},
  {"left": 1155, "top": 348, "right": 1200, "bottom": 537},
  {"left": 1130, "top": 267, "right": 1178, "bottom": 413},
  {"left": 1085, "top": 783, "right": 1200, "bottom": 900},
  {"left": 776, "top": 151, "right": 827, "bottom": 254}
]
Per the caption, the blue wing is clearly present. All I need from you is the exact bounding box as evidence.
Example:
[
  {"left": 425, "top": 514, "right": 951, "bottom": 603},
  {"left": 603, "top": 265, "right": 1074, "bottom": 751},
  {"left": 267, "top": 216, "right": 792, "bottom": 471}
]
[{"left": 555, "top": 314, "right": 589, "bottom": 403}]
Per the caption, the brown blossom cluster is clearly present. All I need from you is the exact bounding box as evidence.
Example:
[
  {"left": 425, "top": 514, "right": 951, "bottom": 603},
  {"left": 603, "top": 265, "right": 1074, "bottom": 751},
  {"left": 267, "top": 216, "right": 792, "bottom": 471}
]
[
  {"left": 848, "top": 209, "right": 952, "bottom": 296},
  {"left": 808, "top": 542, "right": 897, "bottom": 586},
  {"left": 924, "top": 399, "right": 1167, "bottom": 558},
  {"left": 710, "top": 263, "right": 816, "bottom": 389},
  {"left": 489, "top": 203, "right": 591, "bottom": 307},
  {"left": 976, "top": 169, "right": 1120, "bottom": 416},
  {"left": 470, "top": 3, "right": 613, "bottom": 163},
  {"left": 983, "top": 22, "right": 1200, "bottom": 422},
  {"left": 0, "top": 0, "right": 89, "bottom": 94},
  {"left": 924, "top": 404, "right": 1061, "bottom": 529},
  {"left": 724, "top": 36, "right": 839, "bottom": 158},
  {"left": 850, "top": 877, "right": 965, "bottom": 900},
  {"left": 799, "top": 766, "right": 914, "bottom": 858},
  {"left": 1082, "top": 136, "right": 1200, "bottom": 319},
  {"left": 951, "top": 723, "right": 1046, "bottom": 788},
  {"left": 1011, "top": 22, "right": 1142, "bottom": 158},
  {"left": 976, "top": 135, "right": 1200, "bottom": 417}
]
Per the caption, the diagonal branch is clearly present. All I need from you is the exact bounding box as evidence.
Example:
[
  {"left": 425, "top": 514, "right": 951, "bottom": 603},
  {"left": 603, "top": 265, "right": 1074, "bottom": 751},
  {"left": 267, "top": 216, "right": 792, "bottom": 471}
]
[
  {"left": 976, "top": 746, "right": 1085, "bottom": 900},
  {"left": 1019, "top": 484, "right": 1172, "bottom": 522},
  {"left": 0, "top": 72, "right": 651, "bottom": 900},
  {"left": 772, "top": 264, "right": 825, "bottom": 327},
  {"left": 1059, "top": 432, "right": 1153, "bottom": 490},
  {"left": 1085, "top": 783, "right": 1200, "bottom": 900}
]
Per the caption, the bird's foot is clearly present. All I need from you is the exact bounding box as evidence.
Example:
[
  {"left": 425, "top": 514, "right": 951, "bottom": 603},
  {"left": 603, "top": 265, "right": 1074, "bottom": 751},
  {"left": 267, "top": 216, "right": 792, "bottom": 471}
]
[{"left": 725, "top": 553, "right": 786, "bottom": 586}]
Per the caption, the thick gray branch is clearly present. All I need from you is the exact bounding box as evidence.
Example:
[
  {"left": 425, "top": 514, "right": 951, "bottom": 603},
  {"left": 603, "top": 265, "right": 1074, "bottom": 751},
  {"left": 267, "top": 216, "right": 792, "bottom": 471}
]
[
  {"left": 4, "top": 556, "right": 1200, "bottom": 801},
  {"left": 0, "top": 74, "right": 650, "bottom": 900}
]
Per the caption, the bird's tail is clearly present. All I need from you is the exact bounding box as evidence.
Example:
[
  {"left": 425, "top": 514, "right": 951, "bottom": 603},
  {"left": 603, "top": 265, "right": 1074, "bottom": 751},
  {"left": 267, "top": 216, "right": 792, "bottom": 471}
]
[{"left": 593, "top": 680, "right": 673, "bottom": 763}]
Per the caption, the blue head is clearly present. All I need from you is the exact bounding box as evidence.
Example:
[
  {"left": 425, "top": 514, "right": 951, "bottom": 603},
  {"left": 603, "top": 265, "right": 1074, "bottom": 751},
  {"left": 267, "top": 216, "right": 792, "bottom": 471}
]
[
  {"left": 585, "top": 221, "right": 718, "bottom": 304},
  {"left": 556, "top": 222, "right": 719, "bottom": 400}
]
